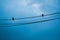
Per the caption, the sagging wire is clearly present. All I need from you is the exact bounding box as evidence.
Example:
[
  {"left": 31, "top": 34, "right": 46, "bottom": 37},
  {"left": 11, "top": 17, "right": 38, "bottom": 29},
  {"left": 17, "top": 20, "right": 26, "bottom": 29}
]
[
  {"left": 0, "top": 12, "right": 60, "bottom": 21},
  {"left": 0, "top": 12, "right": 60, "bottom": 27}
]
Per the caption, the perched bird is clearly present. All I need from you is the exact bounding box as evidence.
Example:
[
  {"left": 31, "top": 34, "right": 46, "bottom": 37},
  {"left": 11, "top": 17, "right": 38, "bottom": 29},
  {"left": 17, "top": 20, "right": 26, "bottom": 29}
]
[
  {"left": 42, "top": 14, "right": 44, "bottom": 16},
  {"left": 12, "top": 17, "right": 14, "bottom": 21}
]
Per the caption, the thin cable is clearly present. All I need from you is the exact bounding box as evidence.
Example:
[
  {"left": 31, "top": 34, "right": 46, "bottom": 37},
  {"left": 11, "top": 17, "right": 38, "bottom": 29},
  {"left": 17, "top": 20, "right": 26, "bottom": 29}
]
[
  {"left": 14, "top": 17, "right": 60, "bottom": 26},
  {"left": 0, "top": 17, "right": 60, "bottom": 27},
  {"left": 0, "top": 15, "right": 59, "bottom": 24},
  {"left": 15, "top": 12, "right": 60, "bottom": 20},
  {"left": 0, "top": 12, "right": 60, "bottom": 20}
]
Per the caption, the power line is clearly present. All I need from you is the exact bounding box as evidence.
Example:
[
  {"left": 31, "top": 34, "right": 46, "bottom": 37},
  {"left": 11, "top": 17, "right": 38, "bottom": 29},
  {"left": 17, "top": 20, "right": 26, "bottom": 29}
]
[
  {"left": 0, "top": 17, "right": 60, "bottom": 27},
  {"left": 0, "top": 12, "right": 60, "bottom": 21},
  {"left": 0, "top": 15, "right": 59, "bottom": 25},
  {"left": 0, "top": 12, "right": 60, "bottom": 27},
  {"left": 13, "top": 17, "right": 60, "bottom": 26},
  {"left": 10, "top": 12, "right": 60, "bottom": 20}
]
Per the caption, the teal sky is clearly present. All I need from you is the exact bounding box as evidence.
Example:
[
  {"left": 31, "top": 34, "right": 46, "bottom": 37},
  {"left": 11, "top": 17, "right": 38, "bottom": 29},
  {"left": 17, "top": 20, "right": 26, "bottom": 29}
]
[{"left": 0, "top": 0, "right": 60, "bottom": 40}]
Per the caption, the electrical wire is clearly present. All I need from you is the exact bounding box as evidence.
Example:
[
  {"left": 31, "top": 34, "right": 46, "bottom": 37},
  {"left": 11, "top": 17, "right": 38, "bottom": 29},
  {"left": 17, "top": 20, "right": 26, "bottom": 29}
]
[
  {"left": 0, "top": 17, "right": 60, "bottom": 27},
  {"left": 0, "top": 12, "right": 60, "bottom": 27},
  {"left": 0, "top": 12, "right": 60, "bottom": 20}
]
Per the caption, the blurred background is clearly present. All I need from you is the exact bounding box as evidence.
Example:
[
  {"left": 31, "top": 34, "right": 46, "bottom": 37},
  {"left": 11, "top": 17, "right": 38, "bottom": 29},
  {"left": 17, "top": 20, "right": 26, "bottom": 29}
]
[{"left": 0, "top": 0, "right": 60, "bottom": 40}]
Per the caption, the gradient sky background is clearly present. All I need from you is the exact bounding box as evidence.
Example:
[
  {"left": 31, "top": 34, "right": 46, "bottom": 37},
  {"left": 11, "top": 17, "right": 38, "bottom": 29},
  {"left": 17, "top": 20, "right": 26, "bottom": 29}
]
[{"left": 0, "top": 0, "right": 60, "bottom": 40}]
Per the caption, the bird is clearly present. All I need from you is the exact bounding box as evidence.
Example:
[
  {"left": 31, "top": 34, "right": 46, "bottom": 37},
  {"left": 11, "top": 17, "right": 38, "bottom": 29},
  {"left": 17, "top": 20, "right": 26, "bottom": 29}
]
[
  {"left": 42, "top": 14, "right": 44, "bottom": 16},
  {"left": 12, "top": 17, "right": 14, "bottom": 21}
]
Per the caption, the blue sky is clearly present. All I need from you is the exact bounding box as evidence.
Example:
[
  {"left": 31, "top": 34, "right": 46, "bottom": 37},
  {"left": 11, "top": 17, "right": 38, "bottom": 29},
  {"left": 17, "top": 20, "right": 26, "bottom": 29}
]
[
  {"left": 0, "top": 0, "right": 59, "bottom": 18},
  {"left": 0, "top": 0, "right": 60, "bottom": 40}
]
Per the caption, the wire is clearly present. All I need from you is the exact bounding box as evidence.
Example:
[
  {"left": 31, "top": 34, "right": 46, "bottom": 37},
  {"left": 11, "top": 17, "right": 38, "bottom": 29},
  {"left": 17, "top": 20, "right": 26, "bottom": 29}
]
[
  {"left": 0, "top": 12, "right": 60, "bottom": 27},
  {"left": 0, "top": 12, "right": 60, "bottom": 20},
  {"left": 13, "top": 17, "right": 60, "bottom": 26},
  {"left": 15, "top": 12, "right": 60, "bottom": 20},
  {"left": 0, "top": 15, "right": 59, "bottom": 25},
  {"left": 0, "top": 17, "right": 60, "bottom": 27}
]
